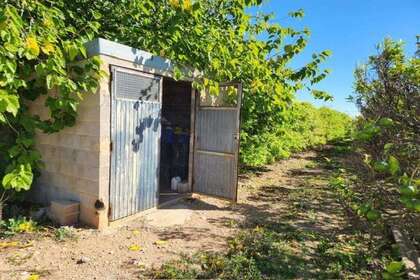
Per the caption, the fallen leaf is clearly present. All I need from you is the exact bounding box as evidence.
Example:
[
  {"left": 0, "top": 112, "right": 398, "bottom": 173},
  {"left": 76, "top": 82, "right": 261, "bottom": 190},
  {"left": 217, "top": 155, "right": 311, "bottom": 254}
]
[
  {"left": 132, "top": 230, "right": 140, "bottom": 236},
  {"left": 0, "top": 241, "right": 33, "bottom": 249},
  {"left": 137, "top": 262, "right": 146, "bottom": 271},
  {"left": 0, "top": 241, "right": 19, "bottom": 249},
  {"left": 154, "top": 240, "right": 167, "bottom": 246},
  {"left": 27, "top": 274, "right": 40, "bottom": 280},
  {"left": 128, "top": 244, "right": 142, "bottom": 251}
]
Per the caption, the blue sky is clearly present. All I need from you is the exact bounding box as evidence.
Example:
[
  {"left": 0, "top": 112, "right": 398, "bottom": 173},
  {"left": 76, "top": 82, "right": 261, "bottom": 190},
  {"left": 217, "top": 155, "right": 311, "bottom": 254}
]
[{"left": 251, "top": 1, "right": 419, "bottom": 116}]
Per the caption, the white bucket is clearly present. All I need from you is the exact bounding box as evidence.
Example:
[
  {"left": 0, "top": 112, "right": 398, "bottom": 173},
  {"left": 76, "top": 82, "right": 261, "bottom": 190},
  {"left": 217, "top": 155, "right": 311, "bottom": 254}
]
[{"left": 171, "top": 176, "right": 181, "bottom": 191}]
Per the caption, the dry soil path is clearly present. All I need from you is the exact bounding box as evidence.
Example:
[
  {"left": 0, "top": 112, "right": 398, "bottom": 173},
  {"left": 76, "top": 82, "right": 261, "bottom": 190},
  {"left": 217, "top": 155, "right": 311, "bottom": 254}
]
[{"left": 0, "top": 151, "right": 346, "bottom": 279}]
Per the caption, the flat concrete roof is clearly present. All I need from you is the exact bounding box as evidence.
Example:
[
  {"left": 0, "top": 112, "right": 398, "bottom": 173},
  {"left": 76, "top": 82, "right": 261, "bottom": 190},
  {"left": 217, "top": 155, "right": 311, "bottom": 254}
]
[{"left": 85, "top": 38, "right": 174, "bottom": 73}]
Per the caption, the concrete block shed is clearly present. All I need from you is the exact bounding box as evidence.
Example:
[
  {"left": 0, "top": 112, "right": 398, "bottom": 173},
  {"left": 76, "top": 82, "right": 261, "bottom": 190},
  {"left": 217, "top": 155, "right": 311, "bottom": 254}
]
[{"left": 29, "top": 38, "right": 242, "bottom": 228}]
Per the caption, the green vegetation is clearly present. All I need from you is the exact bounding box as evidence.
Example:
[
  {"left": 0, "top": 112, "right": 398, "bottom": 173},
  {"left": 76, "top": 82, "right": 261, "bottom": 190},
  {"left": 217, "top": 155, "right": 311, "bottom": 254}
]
[
  {"left": 149, "top": 227, "right": 382, "bottom": 279},
  {"left": 0, "top": 216, "right": 38, "bottom": 236},
  {"left": 54, "top": 226, "right": 77, "bottom": 242},
  {"left": 350, "top": 38, "right": 419, "bottom": 213},
  {"left": 0, "top": 1, "right": 104, "bottom": 212},
  {"left": 241, "top": 102, "right": 353, "bottom": 167}
]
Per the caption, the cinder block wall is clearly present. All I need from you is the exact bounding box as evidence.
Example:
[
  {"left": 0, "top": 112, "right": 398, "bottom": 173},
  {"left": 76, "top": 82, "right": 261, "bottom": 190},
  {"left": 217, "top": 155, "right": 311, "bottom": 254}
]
[{"left": 29, "top": 67, "right": 110, "bottom": 228}]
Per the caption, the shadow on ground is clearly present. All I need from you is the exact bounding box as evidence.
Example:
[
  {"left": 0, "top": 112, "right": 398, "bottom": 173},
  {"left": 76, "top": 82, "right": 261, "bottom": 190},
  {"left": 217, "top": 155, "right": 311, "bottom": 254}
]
[{"left": 143, "top": 147, "right": 380, "bottom": 279}]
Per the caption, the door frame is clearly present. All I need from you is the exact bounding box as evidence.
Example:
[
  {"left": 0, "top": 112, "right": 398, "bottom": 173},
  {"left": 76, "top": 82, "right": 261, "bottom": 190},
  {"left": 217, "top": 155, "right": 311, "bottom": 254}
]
[
  {"left": 108, "top": 65, "right": 163, "bottom": 221},
  {"left": 191, "top": 82, "right": 243, "bottom": 202},
  {"left": 187, "top": 85, "right": 196, "bottom": 191}
]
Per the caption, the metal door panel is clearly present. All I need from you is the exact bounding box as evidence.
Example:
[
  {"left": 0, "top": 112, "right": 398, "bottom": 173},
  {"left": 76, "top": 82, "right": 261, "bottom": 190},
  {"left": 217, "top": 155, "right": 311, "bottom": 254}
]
[
  {"left": 110, "top": 67, "right": 162, "bottom": 221},
  {"left": 193, "top": 83, "right": 242, "bottom": 201},
  {"left": 194, "top": 152, "right": 236, "bottom": 199},
  {"left": 195, "top": 109, "right": 237, "bottom": 153}
]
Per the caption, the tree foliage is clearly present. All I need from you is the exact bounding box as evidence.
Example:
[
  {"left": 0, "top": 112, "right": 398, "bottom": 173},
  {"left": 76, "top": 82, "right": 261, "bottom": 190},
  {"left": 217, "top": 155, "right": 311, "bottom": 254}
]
[
  {"left": 241, "top": 102, "right": 353, "bottom": 166},
  {"left": 351, "top": 38, "right": 420, "bottom": 212},
  {"left": 0, "top": 1, "right": 103, "bottom": 202}
]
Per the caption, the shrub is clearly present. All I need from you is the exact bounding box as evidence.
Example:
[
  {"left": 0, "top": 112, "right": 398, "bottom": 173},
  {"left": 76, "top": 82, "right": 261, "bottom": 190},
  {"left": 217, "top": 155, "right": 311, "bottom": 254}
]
[
  {"left": 351, "top": 38, "right": 420, "bottom": 212},
  {"left": 240, "top": 102, "right": 353, "bottom": 167}
]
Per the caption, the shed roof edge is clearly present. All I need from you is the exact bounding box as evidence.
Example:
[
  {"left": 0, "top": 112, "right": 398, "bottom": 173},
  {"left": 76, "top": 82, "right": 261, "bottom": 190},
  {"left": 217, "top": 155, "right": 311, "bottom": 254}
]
[{"left": 85, "top": 38, "right": 174, "bottom": 73}]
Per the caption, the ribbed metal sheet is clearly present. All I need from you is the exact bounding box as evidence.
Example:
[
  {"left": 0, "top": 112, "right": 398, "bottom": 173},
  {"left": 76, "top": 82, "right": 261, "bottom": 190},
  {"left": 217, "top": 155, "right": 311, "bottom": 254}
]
[
  {"left": 193, "top": 83, "right": 242, "bottom": 201},
  {"left": 193, "top": 152, "right": 236, "bottom": 199},
  {"left": 196, "top": 109, "right": 237, "bottom": 153},
  {"left": 110, "top": 67, "right": 161, "bottom": 221}
]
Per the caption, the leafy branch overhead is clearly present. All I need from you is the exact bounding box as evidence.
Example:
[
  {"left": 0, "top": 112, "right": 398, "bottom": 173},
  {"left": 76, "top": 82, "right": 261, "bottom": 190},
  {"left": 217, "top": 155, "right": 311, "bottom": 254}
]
[{"left": 62, "top": 0, "right": 332, "bottom": 130}]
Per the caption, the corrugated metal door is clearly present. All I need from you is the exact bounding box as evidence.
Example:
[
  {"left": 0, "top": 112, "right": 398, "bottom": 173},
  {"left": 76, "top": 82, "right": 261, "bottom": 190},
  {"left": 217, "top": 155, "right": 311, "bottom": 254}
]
[
  {"left": 193, "top": 83, "right": 242, "bottom": 201},
  {"left": 110, "top": 66, "right": 162, "bottom": 221}
]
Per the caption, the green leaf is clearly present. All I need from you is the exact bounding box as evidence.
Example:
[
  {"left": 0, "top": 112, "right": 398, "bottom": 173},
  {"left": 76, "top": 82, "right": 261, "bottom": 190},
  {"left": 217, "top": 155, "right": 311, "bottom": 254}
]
[
  {"left": 46, "top": 75, "right": 54, "bottom": 89},
  {"left": 382, "top": 272, "right": 394, "bottom": 280},
  {"left": 92, "top": 10, "right": 102, "bottom": 20},
  {"left": 373, "top": 161, "right": 388, "bottom": 173},
  {"left": 414, "top": 200, "right": 420, "bottom": 212},
  {"left": 0, "top": 89, "right": 19, "bottom": 116},
  {"left": 2, "top": 164, "right": 33, "bottom": 192},
  {"left": 383, "top": 143, "right": 393, "bottom": 154},
  {"left": 366, "top": 209, "right": 380, "bottom": 221},
  {"left": 400, "top": 185, "right": 417, "bottom": 197},
  {"left": 173, "top": 66, "right": 183, "bottom": 81},
  {"left": 388, "top": 156, "right": 400, "bottom": 176},
  {"left": 311, "top": 90, "right": 334, "bottom": 101},
  {"left": 65, "top": 43, "right": 79, "bottom": 61},
  {"left": 20, "top": 137, "right": 34, "bottom": 148},
  {"left": 79, "top": 46, "right": 87, "bottom": 58},
  {"left": 378, "top": 118, "right": 394, "bottom": 127},
  {"left": 24, "top": 34, "right": 40, "bottom": 60},
  {"left": 386, "top": 261, "right": 403, "bottom": 273},
  {"left": 288, "top": 9, "right": 305, "bottom": 19}
]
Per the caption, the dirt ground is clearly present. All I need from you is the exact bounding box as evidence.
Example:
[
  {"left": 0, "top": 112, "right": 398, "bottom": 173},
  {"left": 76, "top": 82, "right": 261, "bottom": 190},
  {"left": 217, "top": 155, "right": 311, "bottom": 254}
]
[{"left": 0, "top": 151, "right": 347, "bottom": 279}]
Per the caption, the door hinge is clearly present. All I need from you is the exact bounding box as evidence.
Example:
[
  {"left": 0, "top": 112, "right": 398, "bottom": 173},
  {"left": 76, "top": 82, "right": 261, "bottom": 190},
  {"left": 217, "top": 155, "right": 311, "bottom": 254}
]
[{"left": 110, "top": 141, "right": 113, "bottom": 152}]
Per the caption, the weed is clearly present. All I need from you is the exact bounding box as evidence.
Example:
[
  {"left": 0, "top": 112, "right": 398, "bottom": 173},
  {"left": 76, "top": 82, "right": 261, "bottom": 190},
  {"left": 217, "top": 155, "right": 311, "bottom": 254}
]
[
  {"left": 382, "top": 261, "right": 406, "bottom": 280},
  {"left": 0, "top": 217, "right": 38, "bottom": 236},
  {"left": 305, "top": 161, "right": 317, "bottom": 169},
  {"left": 54, "top": 226, "right": 76, "bottom": 241}
]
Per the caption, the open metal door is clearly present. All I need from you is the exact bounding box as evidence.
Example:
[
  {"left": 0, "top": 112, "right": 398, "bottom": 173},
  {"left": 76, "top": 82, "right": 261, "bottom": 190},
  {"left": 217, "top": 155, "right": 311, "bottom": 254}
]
[
  {"left": 193, "top": 83, "right": 242, "bottom": 201},
  {"left": 109, "top": 66, "right": 162, "bottom": 221}
]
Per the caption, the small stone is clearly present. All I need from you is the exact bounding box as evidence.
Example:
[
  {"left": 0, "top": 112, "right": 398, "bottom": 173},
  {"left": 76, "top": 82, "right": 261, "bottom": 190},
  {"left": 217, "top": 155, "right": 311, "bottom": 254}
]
[{"left": 76, "top": 256, "right": 90, "bottom": 264}]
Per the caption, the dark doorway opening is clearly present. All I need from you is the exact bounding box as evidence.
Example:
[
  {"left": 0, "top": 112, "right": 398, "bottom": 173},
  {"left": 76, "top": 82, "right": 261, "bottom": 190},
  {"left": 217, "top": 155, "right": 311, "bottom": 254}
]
[{"left": 159, "top": 78, "right": 192, "bottom": 204}]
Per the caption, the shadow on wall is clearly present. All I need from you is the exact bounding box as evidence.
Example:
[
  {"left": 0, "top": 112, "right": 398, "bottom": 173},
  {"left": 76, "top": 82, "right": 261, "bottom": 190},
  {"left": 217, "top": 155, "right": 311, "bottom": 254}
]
[{"left": 132, "top": 109, "right": 161, "bottom": 152}]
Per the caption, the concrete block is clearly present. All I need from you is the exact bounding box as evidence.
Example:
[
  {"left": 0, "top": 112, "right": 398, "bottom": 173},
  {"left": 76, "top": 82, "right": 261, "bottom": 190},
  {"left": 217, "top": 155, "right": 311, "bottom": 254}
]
[
  {"left": 60, "top": 121, "right": 100, "bottom": 137},
  {"left": 79, "top": 92, "right": 100, "bottom": 106},
  {"left": 51, "top": 200, "right": 79, "bottom": 214},
  {"left": 50, "top": 200, "right": 80, "bottom": 226},
  {"left": 79, "top": 205, "right": 99, "bottom": 228},
  {"left": 77, "top": 106, "right": 100, "bottom": 122}
]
